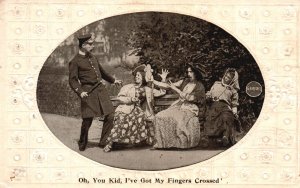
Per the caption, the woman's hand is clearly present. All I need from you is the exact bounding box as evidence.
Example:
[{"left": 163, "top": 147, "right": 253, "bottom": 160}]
[
  {"left": 205, "top": 92, "right": 212, "bottom": 98},
  {"left": 168, "top": 80, "right": 177, "bottom": 91},
  {"left": 131, "top": 97, "right": 139, "bottom": 103},
  {"left": 158, "top": 69, "right": 169, "bottom": 82},
  {"left": 232, "top": 107, "right": 239, "bottom": 118}
]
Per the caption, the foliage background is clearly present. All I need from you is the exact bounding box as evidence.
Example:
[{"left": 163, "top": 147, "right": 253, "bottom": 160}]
[{"left": 37, "top": 12, "right": 264, "bottom": 132}]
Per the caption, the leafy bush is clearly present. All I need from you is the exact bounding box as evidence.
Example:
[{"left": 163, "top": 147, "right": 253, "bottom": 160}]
[{"left": 37, "top": 12, "right": 264, "bottom": 133}]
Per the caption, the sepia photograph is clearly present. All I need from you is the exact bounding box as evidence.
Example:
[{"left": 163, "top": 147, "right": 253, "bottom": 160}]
[{"left": 36, "top": 12, "right": 265, "bottom": 170}]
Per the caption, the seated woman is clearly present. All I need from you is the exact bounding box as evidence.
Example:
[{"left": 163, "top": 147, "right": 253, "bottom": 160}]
[
  {"left": 152, "top": 64, "right": 206, "bottom": 149},
  {"left": 203, "top": 68, "right": 240, "bottom": 146},
  {"left": 103, "top": 65, "right": 168, "bottom": 152}
]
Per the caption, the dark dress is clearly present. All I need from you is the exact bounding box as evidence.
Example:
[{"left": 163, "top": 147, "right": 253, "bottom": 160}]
[{"left": 203, "top": 81, "right": 239, "bottom": 144}]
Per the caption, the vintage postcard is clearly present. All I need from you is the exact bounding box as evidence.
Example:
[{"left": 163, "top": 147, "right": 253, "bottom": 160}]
[{"left": 0, "top": 0, "right": 299, "bottom": 187}]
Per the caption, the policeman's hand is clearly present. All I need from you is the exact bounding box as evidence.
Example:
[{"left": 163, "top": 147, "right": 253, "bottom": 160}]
[
  {"left": 114, "top": 79, "right": 123, "bottom": 86},
  {"left": 80, "top": 92, "right": 88, "bottom": 98}
]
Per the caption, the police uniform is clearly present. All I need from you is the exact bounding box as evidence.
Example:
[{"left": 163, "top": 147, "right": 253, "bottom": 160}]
[
  {"left": 69, "top": 34, "right": 115, "bottom": 150},
  {"left": 69, "top": 53, "right": 115, "bottom": 117}
]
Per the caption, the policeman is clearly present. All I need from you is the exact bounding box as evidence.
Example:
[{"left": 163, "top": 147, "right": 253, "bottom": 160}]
[{"left": 69, "top": 33, "right": 122, "bottom": 151}]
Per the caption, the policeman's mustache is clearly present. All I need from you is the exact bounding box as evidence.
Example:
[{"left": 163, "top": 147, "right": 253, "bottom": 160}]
[{"left": 85, "top": 51, "right": 93, "bottom": 57}]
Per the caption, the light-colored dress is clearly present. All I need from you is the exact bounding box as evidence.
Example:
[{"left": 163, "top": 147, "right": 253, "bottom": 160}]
[
  {"left": 153, "top": 79, "right": 205, "bottom": 149},
  {"left": 105, "top": 84, "right": 165, "bottom": 146}
]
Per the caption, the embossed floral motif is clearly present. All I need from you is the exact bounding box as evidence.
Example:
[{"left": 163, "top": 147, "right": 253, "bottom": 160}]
[
  {"left": 54, "top": 170, "right": 65, "bottom": 180},
  {"left": 277, "top": 129, "right": 294, "bottom": 147},
  {"left": 15, "top": 27, "right": 22, "bottom": 34},
  {"left": 11, "top": 96, "right": 21, "bottom": 105},
  {"left": 56, "top": 9, "right": 65, "bottom": 18},
  {"left": 35, "top": 9, "right": 43, "bottom": 17},
  {"left": 34, "top": 25, "right": 45, "bottom": 35},
  {"left": 10, "top": 168, "right": 26, "bottom": 181},
  {"left": 13, "top": 6, "right": 26, "bottom": 18},
  {"left": 77, "top": 10, "right": 85, "bottom": 17},
  {"left": 258, "top": 151, "right": 273, "bottom": 163},
  {"left": 240, "top": 152, "right": 248, "bottom": 160},
  {"left": 12, "top": 43, "right": 24, "bottom": 54},
  {"left": 283, "top": 154, "right": 291, "bottom": 161},
  {"left": 220, "top": 171, "right": 229, "bottom": 178},
  {"left": 280, "top": 169, "right": 294, "bottom": 181},
  {"left": 22, "top": 77, "right": 35, "bottom": 91},
  {"left": 56, "top": 154, "right": 64, "bottom": 161},
  {"left": 32, "top": 151, "right": 46, "bottom": 163},
  {"left": 239, "top": 169, "right": 250, "bottom": 181},
  {"left": 13, "top": 63, "right": 21, "bottom": 69},
  {"left": 13, "top": 154, "right": 21, "bottom": 161},
  {"left": 259, "top": 26, "right": 272, "bottom": 36},
  {"left": 56, "top": 28, "right": 64, "bottom": 34},
  {"left": 11, "top": 134, "right": 23, "bottom": 144},
  {"left": 239, "top": 8, "right": 253, "bottom": 19},
  {"left": 283, "top": 44, "right": 294, "bottom": 57},
  {"left": 13, "top": 118, "right": 21, "bottom": 125},
  {"left": 262, "top": 136, "right": 270, "bottom": 143},
  {"left": 282, "top": 7, "right": 296, "bottom": 20},
  {"left": 10, "top": 77, "right": 19, "bottom": 87},
  {"left": 23, "top": 93, "right": 35, "bottom": 109},
  {"left": 262, "top": 10, "right": 271, "bottom": 17}
]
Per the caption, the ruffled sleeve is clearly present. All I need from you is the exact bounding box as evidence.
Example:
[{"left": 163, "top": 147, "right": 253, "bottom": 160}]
[
  {"left": 231, "top": 88, "right": 239, "bottom": 107},
  {"left": 116, "top": 84, "right": 134, "bottom": 104},
  {"left": 153, "top": 88, "right": 166, "bottom": 97}
]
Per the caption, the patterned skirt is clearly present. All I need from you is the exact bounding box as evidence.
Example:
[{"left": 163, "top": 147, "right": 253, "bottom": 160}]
[
  {"left": 105, "top": 106, "right": 153, "bottom": 146},
  {"left": 153, "top": 105, "right": 201, "bottom": 149}
]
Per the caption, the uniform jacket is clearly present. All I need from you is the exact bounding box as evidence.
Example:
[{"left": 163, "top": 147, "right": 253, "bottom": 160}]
[{"left": 69, "top": 53, "right": 115, "bottom": 118}]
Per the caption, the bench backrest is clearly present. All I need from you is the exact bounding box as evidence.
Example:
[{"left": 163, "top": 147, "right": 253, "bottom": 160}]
[
  {"left": 110, "top": 94, "right": 205, "bottom": 122},
  {"left": 110, "top": 94, "right": 179, "bottom": 108}
]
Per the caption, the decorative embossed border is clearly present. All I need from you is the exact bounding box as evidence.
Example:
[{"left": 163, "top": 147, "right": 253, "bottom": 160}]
[{"left": 0, "top": 0, "right": 299, "bottom": 187}]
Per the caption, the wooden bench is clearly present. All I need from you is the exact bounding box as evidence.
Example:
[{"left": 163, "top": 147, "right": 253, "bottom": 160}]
[
  {"left": 110, "top": 94, "right": 179, "bottom": 113},
  {"left": 109, "top": 94, "right": 206, "bottom": 137}
]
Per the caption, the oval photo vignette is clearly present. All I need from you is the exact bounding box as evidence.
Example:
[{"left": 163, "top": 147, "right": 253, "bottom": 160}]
[{"left": 37, "top": 12, "right": 265, "bottom": 170}]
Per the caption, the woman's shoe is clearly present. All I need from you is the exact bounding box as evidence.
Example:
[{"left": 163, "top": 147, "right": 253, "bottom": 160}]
[
  {"left": 216, "top": 136, "right": 229, "bottom": 147},
  {"left": 199, "top": 136, "right": 209, "bottom": 148},
  {"left": 221, "top": 136, "right": 229, "bottom": 146},
  {"left": 103, "top": 145, "right": 112, "bottom": 152}
]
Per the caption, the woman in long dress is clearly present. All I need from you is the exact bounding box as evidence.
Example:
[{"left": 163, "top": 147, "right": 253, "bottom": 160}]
[
  {"left": 103, "top": 65, "right": 168, "bottom": 152},
  {"left": 152, "top": 64, "right": 206, "bottom": 149},
  {"left": 203, "top": 68, "right": 240, "bottom": 146}
]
